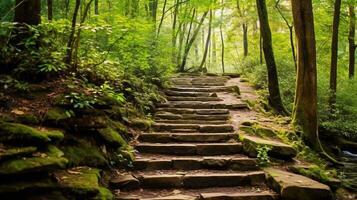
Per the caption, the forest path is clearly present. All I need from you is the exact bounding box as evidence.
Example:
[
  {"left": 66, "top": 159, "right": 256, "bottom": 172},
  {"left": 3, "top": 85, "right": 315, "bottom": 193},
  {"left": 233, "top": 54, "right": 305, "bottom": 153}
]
[{"left": 112, "top": 74, "right": 279, "bottom": 200}]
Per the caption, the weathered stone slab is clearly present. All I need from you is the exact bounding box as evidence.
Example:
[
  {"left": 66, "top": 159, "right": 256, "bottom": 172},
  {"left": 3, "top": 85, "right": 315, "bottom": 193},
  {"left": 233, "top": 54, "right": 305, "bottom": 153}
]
[
  {"left": 134, "top": 159, "right": 172, "bottom": 170},
  {"left": 110, "top": 175, "right": 140, "bottom": 190},
  {"left": 166, "top": 96, "right": 222, "bottom": 102},
  {"left": 182, "top": 172, "right": 265, "bottom": 188},
  {"left": 200, "top": 192, "right": 279, "bottom": 200},
  {"left": 265, "top": 168, "right": 333, "bottom": 200},
  {"left": 199, "top": 125, "right": 234, "bottom": 133},
  {"left": 196, "top": 143, "right": 242, "bottom": 155},
  {"left": 141, "top": 175, "right": 183, "bottom": 188},
  {"left": 138, "top": 133, "right": 236, "bottom": 143},
  {"left": 155, "top": 120, "right": 228, "bottom": 125},
  {"left": 136, "top": 144, "right": 197, "bottom": 155},
  {"left": 241, "top": 135, "right": 297, "bottom": 160}
]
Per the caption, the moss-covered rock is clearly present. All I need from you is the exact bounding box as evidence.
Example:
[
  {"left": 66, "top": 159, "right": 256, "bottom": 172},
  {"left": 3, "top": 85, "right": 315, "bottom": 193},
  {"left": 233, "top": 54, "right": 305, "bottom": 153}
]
[
  {"left": 45, "top": 108, "right": 71, "bottom": 122},
  {"left": 98, "top": 128, "right": 127, "bottom": 147},
  {"left": 0, "top": 145, "right": 68, "bottom": 176},
  {"left": 54, "top": 167, "right": 111, "bottom": 198},
  {"left": 0, "top": 146, "right": 37, "bottom": 160},
  {"left": 241, "top": 135, "right": 297, "bottom": 160},
  {"left": 0, "top": 177, "right": 58, "bottom": 195},
  {"left": 129, "top": 118, "right": 152, "bottom": 131},
  {"left": 0, "top": 122, "right": 64, "bottom": 145},
  {"left": 93, "top": 187, "right": 114, "bottom": 200},
  {"left": 17, "top": 114, "right": 40, "bottom": 125},
  {"left": 62, "top": 144, "right": 108, "bottom": 167},
  {"left": 240, "top": 124, "right": 278, "bottom": 138}
]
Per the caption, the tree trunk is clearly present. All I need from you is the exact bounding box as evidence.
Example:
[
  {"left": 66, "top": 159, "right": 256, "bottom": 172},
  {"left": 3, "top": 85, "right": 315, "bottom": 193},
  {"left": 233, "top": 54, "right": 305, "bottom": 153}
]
[
  {"left": 157, "top": 0, "right": 168, "bottom": 36},
  {"left": 243, "top": 23, "right": 248, "bottom": 57},
  {"left": 180, "top": 11, "right": 209, "bottom": 72},
  {"left": 256, "top": 0, "right": 286, "bottom": 115},
  {"left": 149, "top": 0, "right": 158, "bottom": 22},
  {"left": 329, "top": 0, "right": 341, "bottom": 112},
  {"left": 349, "top": 5, "right": 356, "bottom": 79},
  {"left": 15, "top": 0, "right": 41, "bottom": 25},
  {"left": 95, "top": 0, "right": 99, "bottom": 15},
  {"left": 199, "top": 10, "right": 212, "bottom": 71},
  {"left": 65, "top": 0, "right": 81, "bottom": 66},
  {"left": 220, "top": 1, "right": 225, "bottom": 73},
  {"left": 47, "top": 0, "right": 53, "bottom": 21},
  {"left": 291, "top": 0, "right": 319, "bottom": 149}
]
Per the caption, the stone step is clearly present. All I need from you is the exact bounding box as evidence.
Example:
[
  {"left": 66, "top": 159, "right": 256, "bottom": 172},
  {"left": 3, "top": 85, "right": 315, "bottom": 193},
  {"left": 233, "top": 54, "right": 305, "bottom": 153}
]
[
  {"left": 168, "top": 86, "right": 240, "bottom": 93},
  {"left": 154, "top": 120, "right": 228, "bottom": 125},
  {"left": 135, "top": 143, "right": 242, "bottom": 156},
  {"left": 155, "top": 113, "right": 230, "bottom": 121},
  {"left": 156, "top": 108, "right": 229, "bottom": 115},
  {"left": 138, "top": 133, "right": 237, "bottom": 143},
  {"left": 165, "top": 91, "right": 214, "bottom": 97},
  {"left": 131, "top": 171, "right": 265, "bottom": 189},
  {"left": 166, "top": 96, "right": 222, "bottom": 102},
  {"left": 116, "top": 188, "right": 278, "bottom": 200},
  {"left": 133, "top": 154, "right": 258, "bottom": 171},
  {"left": 152, "top": 124, "right": 234, "bottom": 133},
  {"left": 157, "top": 102, "right": 248, "bottom": 110}
]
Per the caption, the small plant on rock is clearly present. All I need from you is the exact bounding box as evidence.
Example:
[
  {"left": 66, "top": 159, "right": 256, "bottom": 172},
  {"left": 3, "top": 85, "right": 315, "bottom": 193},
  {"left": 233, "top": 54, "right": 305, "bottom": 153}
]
[{"left": 257, "top": 145, "right": 272, "bottom": 167}]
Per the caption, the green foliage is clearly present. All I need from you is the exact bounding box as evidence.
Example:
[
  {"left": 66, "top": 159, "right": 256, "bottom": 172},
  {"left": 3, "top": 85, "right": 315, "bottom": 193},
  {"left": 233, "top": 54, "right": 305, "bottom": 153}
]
[{"left": 256, "top": 145, "right": 272, "bottom": 167}]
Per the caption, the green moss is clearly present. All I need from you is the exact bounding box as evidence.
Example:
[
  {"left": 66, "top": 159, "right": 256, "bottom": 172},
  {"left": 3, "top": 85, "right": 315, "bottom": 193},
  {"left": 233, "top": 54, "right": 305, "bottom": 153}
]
[
  {"left": 62, "top": 144, "right": 107, "bottom": 167},
  {"left": 294, "top": 165, "right": 334, "bottom": 184},
  {"left": 17, "top": 114, "right": 40, "bottom": 124},
  {"left": 55, "top": 167, "right": 102, "bottom": 197},
  {"left": 93, "top": 187, "right": 114, "bottom": 200},
  {"left": 0, "top": 178, "right": 58, "bottom": 194},
  {"left": 0, "top": 146, "right": 37, "bottom": 160},
  {"left": 98, "top": 127, "right": 127, "bottom": 147},
  {"left": 0, "top": 149, "right": 68, "bottom": 175},
  {"left": 0, "top": 121, "right": 64, "bottom": 144},
  {"left": 45, "top": 107, "right": 71, "bottom": 121},
  {"left": 129, "top": 118, "right": 152, "bottom": 131}
]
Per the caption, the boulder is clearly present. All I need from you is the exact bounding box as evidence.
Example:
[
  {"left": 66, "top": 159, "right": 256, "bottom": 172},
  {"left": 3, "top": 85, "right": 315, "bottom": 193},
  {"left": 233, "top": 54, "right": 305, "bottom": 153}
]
[
  {"left": 110, "top": 174, "right": 140, "bottom": 190},
  {"left": 0, "top": 146, "right": 68, "bottom": 176},
  {"left": 98, "top": 127, "right": 127, "bottom": 147},
  {"left": 0, "top": 122, "right": 64, "bottom": 145},
  {"left": 265, "top": 168, "right": 333, "bottom": 200},
  {"left": 241, "top": 135, "right": 297, "bottom": 160}
]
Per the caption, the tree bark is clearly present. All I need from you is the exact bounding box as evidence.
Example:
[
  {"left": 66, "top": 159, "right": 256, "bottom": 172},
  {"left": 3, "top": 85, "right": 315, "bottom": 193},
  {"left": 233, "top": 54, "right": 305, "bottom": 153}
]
[
  {"left": 157, "top": 0, "right": 168, "bottom": 36},
  {"left": 349, "top": 5, "right": 356, "bottom": 79},
  {"left": 65, "top": 0, "right": 81, "bottom": 66},
  {"left": 291, "top": 0, "right": 319, "bottom": 149},
  {"left": 329, "top": 0, "right": 342, "bottom": 112},
  {"left": 47, "top": 0, "right": 53, "bottom": 21},
  {"left": 199, "top": 10, "right": 212, "bottom": 71},
  {"left": 256, "top": 0, "right": 286, "bottom": 115},
  {"left": 148, "top": 0, "right": 158, "bottom": 22},
  {"left": 180, "top": 11, "right": 209, "bottom": 72},
  {"left": 242, "top": 23, "right": 248, "bottom": 57},
  {"left": 220, "top": 1, "right": 225, "bottom": 73},
  {"left": 95, "top": 0, "right": 99, "bottom": 15},
  {"left": 15, "top": 0, "right": 41, "bottom": 25}
]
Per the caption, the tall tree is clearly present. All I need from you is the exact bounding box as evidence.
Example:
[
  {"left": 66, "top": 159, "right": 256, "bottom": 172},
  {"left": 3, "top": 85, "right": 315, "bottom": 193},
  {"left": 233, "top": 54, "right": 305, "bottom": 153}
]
[
  {"left": 237, "top": 0, "right": 248, "bottom": 57},
  {"left": 95, "top": 0, "right": 99, "bottom": 15},
  {"left": 220, "top": 0, "right": 225, "bottom": 73},
  {"left": 256, "top": 0, "right": 287, "bottom": 115},
  {"left": 47, "top": 0, "right": 53, "bottom": 20},
  {"left": 349, "top": 4, "right": 356, "bottom": 79},
  {"left": 291, "top": 0, "right": 319, "bottom": 149},
  {"left": 180, "top": 11, "right": 209, "bottom": 72},
  {"left": 14, "top": 0, "right": 41, "bottom": 25},
  {"left": 329, "top": 0, "right": 342, "bottom": 112},
  {"left": 199, "top": 10, "right": 213, "bottom": 71}
]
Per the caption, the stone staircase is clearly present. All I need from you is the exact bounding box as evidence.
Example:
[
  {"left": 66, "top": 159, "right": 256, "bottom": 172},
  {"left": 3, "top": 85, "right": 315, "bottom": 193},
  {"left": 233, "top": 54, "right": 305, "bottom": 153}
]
[{"left": 113, "top": 75, "right": 279, "bottom": 199}]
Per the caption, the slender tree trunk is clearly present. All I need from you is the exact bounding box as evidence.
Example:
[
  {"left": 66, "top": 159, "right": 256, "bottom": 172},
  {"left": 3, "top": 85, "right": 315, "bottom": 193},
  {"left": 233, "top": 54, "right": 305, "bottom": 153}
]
[
  {"left": 220, "top": 2, "right": 225, "bottom": 73},
  {"left": 15, "top": 0, "right": 41, "bottom": 25},
  {"left": 47, "top": 0, "right": 53, "bottom": 21},
  {"left": 65, "top": 0, "right": 81, "bottom": 66},
  {"left": 349, "top": 5, "right": 356, "bottom": 79},
  {"left": 199, "top": 10, "right": 213, "bottom": 71},
  {"left": 157, "top": 0, "right": 168, "bottom": 36},
  {"left": 180, "top": 11, "right": 209, "bottom": 72},
  {"left": 95, "top": 0, "right": 99, "bottom": 15},
  {"left": 256, "top": 0, "right": 286, "bottom": 115},
  {"left": 149, "top": 0, "right": 158, "bottom": 23},
  {"left": 243, "top": 23, "right": 248, "bottom": 57},
  {"left": 329, "top": 0, "right": 341, "bottom": 112},
  {"left": 212, "top": 30, "right": 217, "bottom": 64},
  {"left": 259, "top": 33, "right": 263, "bottom": 64},
  {"left": 172, "top": 0, "right": 180, "bottom": 64},
  {"left": 291, "top": 0, "right": 319, "bottom": 149}
]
